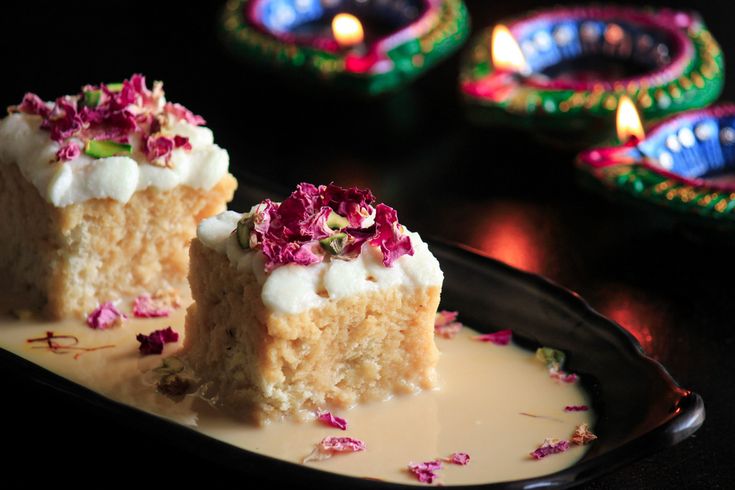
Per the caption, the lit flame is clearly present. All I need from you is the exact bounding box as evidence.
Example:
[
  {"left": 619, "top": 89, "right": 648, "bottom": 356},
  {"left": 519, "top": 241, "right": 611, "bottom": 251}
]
[
  {"left": 491, "top": 25, "right": 530, "bottom": 74},
  {"left": 616, "top": 96, "right": 646, "bottom": 142},
  {"left": 332, "top": 13, "right": 364, "bottom": 48}
]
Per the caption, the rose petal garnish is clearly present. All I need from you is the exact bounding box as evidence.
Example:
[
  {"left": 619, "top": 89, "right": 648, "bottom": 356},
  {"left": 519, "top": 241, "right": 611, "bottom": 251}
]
[
  {"left": 474, "top": 329, "right": 512, "bottom": 345},
  {"left": 247, "top": 183, "right": 413, "bottom": 271},
  {"left": 564, "top": 405, "right": 589, "bottom": 412},
  {"left": 316, "top": 410, "right": 348, "bottom": 430},
  {"left": 302, "top": 436, "right": 366, "bottom": 463},
  {"left": 446, "top": 452, "right": 470, "bottom": 465},
  {"left": 132, "top": 294, "right": 171, "bottom": 318},
  {"left": 407, "top": 460, "right": 442, "bottom": 484},
  {"left": 550, "top": 368, "right": 579, "bottom": 384},
  {"left": 55, "top": 141, "right": 80, "bottom": 162},
  {"left": 9, "top": 74, "right": 198, "bottom": 167},
  {"left": 434, "top": 310, "right": 462, "bottom": 339},
  {"left": 571, "top": 423, "right": 598, "bottom": 445},
  {"left": 136, "top": 326, "right": 179, "bottom": 356},
  {"left": 530, "top": 438, "right": 570, "bottom": 460},
  {"left": 86, "top": 301, "right": 126, "bottom": 329}
]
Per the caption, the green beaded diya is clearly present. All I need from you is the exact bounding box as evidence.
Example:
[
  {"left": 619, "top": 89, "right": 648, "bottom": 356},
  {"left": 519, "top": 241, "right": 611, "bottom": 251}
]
[
  {"left": 578, "top": 102, "right": 735, "bottom": 230},
  {"left": 460, "top": 6, "right": 724, "bottom": 146},
  {"left": 221, "top": 0, "right": 470, "bottom": 95}
]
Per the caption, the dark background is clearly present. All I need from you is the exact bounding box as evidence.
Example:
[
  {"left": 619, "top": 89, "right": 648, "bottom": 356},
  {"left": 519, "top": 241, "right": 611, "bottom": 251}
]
[{"left": 1, "top": 1, "right": 734, "bottom": 488}]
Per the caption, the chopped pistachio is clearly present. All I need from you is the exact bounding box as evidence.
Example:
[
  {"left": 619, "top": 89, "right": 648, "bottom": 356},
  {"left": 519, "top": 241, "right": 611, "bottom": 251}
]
[
  {"left": 320, "top": 233, "right": 348, "bottom": 255},
  {"left": 326, "top": 211, "right": 349, "bottom": 230},
  {"left": 536, "top": 347, "right": 566, "bottom": 370},
  {"left": 106, "top": 82, "right": 123, "bottom": 92},
  {"left": 84, "top": 140, "right": 132, "bottom": 158},
  {"left": 82, "top": 89, "right": 101, "bottom": 108},
  {"left": 157, "top": 373, "right": 195, "bottom": 398},
  {"left": 236, "top": 213, "right": 254, "bottom": 249}
]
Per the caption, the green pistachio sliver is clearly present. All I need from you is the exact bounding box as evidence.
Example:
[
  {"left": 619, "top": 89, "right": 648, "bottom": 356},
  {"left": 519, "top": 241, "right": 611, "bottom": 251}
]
[
  {"left": 326, "top": 211, "right": 349, "bottom": 230},
  {"left": 153, "top": 357, "right": 185, "bottom": 375},
  {"left": 82, "top": 90, "right": 101, "bottom": 108},
  {"left": 106, "top": 82, "right": 123, "bottom": 92},
  {"left": 84, "top": 140, "right": 132, "bottom": 158},
  {"left": 320, "top": 233, "right": 348, "bottom": 255},
  {"left": 535, "top": 347, "right": 566, "bottom": 370}
]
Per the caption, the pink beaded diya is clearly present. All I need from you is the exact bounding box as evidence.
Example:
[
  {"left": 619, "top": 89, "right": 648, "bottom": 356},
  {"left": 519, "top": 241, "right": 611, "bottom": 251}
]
[
  {"left": 221, "top": 0, "right": 470, "bottom": 95},
  {"left": 460, "top": 6, "right": 724, "bottom": 146},
  {"left": 578, "top": 98, "right": 735, "bottom": 229}
]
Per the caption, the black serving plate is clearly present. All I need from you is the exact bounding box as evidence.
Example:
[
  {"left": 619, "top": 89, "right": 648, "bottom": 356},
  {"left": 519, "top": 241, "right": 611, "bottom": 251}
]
[{"left": 0, "top": 183, "right": 703, "bottom": 489}]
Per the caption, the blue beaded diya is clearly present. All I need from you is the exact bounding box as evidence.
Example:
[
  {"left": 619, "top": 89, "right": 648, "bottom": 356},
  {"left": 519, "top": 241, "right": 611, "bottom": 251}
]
[
  {"left": 578, "top": 104, "right": 735, "bottom": 228},
  {"left": 460, "top": 6, "right": 724, "bottom": 146},
  {"left": 221, "top": 0, "right": 470, "bottom": 95}
]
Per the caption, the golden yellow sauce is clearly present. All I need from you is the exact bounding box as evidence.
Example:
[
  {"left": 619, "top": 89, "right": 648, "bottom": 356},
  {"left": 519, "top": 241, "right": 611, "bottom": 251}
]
[{"left": 0, "top": 302, "right": 593, "bottom": 486}]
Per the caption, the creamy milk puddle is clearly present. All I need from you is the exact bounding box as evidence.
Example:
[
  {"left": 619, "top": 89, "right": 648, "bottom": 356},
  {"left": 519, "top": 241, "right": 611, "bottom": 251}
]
[{"left": 0, "top": 302, "right": 593, "bottom": 486}]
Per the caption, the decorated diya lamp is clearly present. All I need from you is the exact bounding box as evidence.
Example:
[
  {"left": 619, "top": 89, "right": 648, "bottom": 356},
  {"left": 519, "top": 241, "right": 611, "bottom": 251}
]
[
  {"left": 221, "top": 0, "right": 470, "bottom": 95},
  {"left": 578, "top": 97, "right": 735, "bottom": 229},
  {"left": 460, "top": 6, "right": 724, "bottom": 146}
]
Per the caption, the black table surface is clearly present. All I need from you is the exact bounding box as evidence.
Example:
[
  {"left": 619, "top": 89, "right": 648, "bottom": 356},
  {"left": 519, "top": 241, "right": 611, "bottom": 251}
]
[{"left": 1, "top": 1, "right": 733, "bottom": 488}]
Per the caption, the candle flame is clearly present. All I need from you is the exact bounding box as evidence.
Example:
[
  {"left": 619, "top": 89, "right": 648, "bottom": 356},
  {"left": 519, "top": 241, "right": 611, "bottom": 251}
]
[
  {"left": 491, "top": 25, "right": 530, "bottom": 74},
  {"left": 616, "top": 96, "right": 646, "bottom": 142},
  {"left": 332, "top": 13, "right": 364, "bottom": 48}
]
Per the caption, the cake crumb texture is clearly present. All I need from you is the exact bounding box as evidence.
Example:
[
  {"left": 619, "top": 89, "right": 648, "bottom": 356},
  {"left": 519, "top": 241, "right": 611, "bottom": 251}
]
[
  {"left": 183, "top": 239, "right": 441, "bottom": 424},
  {"left": 0, "top": 160, "right": 236, "bottom": 318}
]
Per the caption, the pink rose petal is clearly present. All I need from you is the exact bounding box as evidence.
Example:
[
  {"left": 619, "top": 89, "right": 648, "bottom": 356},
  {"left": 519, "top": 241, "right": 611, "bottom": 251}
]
[
  {"left": 446, "top": 452, "right": 470, "bottom": 465},
  {"left": 316, "top": 410, "right": 348, "bottom": 430},
  {"left": 302, "top": 436, "right": 366, "bottom": 463},
  {"left": 564, "top": 405, "right": 589, "bottom": 412},
  {"left": 86, "top": 301, "right": 126, "bottom": 330},
  {"left": 408, "top": 460, "right": 442, "bottom": 484},
  {"left": 530, "top": 438, "right": 570, "bottom": 460},
  {"left": 132, "top": 294, "right": 171, "bottom": 318},
  {"left": 434, "top": 310, "right": 462, "bottom": 339},
  {"left": 474, "top": 329, "right": 512, "bottom": 345},
  {"left": 55, "top": 141, "right": 81, "bottom": 161}
]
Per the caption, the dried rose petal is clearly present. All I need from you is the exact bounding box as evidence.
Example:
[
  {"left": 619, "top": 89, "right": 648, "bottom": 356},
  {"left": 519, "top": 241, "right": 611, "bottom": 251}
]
[
  {"left": 571, "top": 423, "right": 597, "bottom": 445},
  {"left": 408, "top": 460, "right": 442, "bottom": 484},
  {"left": 530, "top": 438, "right": 570, "bottom": 460},
  {"left": 446, "top": 452, "right": 470, "bottom": 465},
  {"left": 434, "top": 310, "right": 462, "bottom": 339},
  {"left": 302, "top": 436, "right": 366, "bottom": 463},
  {"left": 550, "top": 368, "right": 579, "bottom": 384},
  {"left": 86, "top": 301, "right": 126, "bottom": 329},
  {"left": 164, "top": 102, "right": 206, "bottom": 126},
  {"left": 132, "top": 294, "right": 171, "bottom": 318},
  {"left": 11, "top": 92, "right": 50, "bottom": 117},
  {"left": 316, "top": 410, "right": 347, "bottom": 430},
  {"left": 250, "top": 183, "right": 412, "bottom": 271},
  {"left": 136, "top": 326, "right": 179, "bottom": 355},
  {"left": 55, "top": 141, "right": 81, "bottom": 161},
  {"left": 564, "top": 405, "right": 589, "bottom": 412},
  {"left": 474, "top": 329, "right": 512, "bottom": 345}
]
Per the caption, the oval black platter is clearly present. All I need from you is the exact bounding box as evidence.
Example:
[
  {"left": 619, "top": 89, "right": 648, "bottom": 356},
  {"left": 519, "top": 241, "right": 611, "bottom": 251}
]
[{"left": 0, "top": 182, "right": 703, "bottom": 489}]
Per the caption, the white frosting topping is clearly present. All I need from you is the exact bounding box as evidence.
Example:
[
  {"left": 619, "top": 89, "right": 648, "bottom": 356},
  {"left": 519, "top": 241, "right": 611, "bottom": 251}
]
[
  {"left": 197, "top": 210, "right": 444, "bottom": 315},
  {"left": 0, "top": 113, "right": 230, "bottom": 206}
]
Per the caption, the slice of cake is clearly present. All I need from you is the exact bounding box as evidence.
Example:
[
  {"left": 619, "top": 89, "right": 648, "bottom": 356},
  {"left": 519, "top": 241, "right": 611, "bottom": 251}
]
[
  {"left": 183, "top": 183, "right": 443, "bottom": 423},
  {"left": 0, "top": 74, "right": 237, "bottom": 318}
]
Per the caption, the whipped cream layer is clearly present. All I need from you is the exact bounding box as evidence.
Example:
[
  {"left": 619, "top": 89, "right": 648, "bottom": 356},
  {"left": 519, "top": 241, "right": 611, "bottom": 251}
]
[
  {"left": 0, "top": 113, "right": 229, "bottom": 206},
  {"left": 198, "top": 211, "right": 444, "bottom": 315}
]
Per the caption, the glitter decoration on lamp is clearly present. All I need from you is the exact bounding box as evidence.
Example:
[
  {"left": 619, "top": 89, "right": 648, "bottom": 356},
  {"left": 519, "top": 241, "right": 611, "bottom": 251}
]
[
  {"left": 578, "top": 97, "right": 735, "bottom": 229},
  {"left": 221, "top": 0, "right": 470, "bottom": 95},
  {"left": 460, "top": 6, "right": 724, "bottom": 146}
]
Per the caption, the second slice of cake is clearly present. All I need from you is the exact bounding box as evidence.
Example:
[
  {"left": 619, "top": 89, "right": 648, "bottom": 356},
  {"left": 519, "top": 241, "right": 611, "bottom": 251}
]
[{"left": 184, "top": 183, "right": 443, "bottom": 423}]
